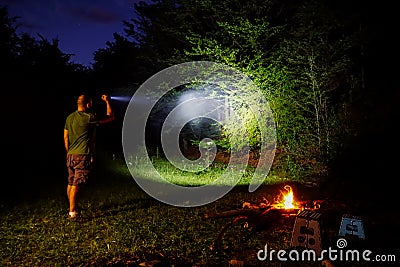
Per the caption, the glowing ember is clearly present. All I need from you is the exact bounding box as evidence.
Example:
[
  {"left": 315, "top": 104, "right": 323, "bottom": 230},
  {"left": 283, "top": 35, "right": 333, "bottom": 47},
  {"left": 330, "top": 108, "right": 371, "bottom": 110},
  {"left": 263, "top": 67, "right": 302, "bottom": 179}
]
[{"left": 273, "top": 185, "right": 299, "bottom": 210}]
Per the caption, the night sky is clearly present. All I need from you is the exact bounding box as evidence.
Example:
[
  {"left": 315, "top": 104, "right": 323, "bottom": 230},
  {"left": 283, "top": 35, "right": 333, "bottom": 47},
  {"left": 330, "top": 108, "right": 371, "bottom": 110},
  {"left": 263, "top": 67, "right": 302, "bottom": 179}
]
[{"left": 4, "top": 0, "right": 139, "bottom": 67}]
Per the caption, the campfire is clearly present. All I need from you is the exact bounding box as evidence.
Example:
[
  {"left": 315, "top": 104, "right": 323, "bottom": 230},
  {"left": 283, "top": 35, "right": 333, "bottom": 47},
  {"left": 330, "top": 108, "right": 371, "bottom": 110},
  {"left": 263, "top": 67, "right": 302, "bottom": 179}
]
[
  {"left": 241, "top": 184, "right": 320, "bottom": 215},
  {"left": 205, "top": 184, "right": 323, "bottom": 250},
  {"left": 271, "top": 185, "right": 299, "bottom": 210}
]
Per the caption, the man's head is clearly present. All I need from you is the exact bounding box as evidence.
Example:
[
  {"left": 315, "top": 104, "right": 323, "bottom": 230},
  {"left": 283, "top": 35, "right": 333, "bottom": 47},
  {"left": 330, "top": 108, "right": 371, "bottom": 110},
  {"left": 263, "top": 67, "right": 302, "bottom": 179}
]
[{"left": 77, "top": 95, "right": 92, "bottom": 111}]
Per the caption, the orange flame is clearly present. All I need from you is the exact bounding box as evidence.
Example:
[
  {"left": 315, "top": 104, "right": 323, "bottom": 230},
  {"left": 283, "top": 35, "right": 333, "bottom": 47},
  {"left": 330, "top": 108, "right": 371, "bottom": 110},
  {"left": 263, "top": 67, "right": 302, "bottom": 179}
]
[{"left": 273, "top": 185, "right": 299, "bottom": 209}]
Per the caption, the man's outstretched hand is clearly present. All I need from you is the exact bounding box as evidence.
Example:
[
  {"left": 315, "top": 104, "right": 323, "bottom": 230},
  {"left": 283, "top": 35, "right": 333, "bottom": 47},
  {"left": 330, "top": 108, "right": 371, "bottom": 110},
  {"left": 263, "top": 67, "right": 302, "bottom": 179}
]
[{"left": 101, "top": 94, "right": 111, "bottom": 102}]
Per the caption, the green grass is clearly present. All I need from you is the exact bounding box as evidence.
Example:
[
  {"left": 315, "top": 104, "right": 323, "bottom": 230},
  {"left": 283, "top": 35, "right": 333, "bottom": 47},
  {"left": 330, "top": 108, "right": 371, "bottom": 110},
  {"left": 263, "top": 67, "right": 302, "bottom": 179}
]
[
  {"left": 0, "top": 178, "right": 286, "bottom": 266},
  {"left": 126, "top": 155, "right": 289, "bottom": 187},
  {"left": 0, "top": 157, "right": 386, "bottom": 266}
]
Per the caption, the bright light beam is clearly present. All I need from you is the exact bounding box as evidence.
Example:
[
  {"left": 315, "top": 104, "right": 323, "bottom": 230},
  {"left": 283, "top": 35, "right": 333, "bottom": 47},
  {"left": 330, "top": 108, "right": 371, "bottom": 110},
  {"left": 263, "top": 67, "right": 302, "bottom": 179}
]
[{"left": 111, "top": 96, "right": 131, "bottom": 102}]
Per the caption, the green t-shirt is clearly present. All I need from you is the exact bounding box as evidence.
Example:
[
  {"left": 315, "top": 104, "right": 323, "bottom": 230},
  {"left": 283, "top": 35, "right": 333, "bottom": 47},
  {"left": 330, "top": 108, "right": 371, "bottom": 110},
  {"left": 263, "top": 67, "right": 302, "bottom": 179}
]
[{"left": 65, "top": 110, "right": 97, "bottom": 155}]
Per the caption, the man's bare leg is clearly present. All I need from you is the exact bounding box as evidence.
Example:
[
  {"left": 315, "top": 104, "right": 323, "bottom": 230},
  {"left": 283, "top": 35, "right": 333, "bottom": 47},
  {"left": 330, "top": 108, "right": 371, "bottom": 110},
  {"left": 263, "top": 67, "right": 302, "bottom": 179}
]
[
  {"left": 67, "top": 185, "right": 72, "bottom": 203},
  {"left": 68, "top": 185, "right": 79, "bottom": 217}
]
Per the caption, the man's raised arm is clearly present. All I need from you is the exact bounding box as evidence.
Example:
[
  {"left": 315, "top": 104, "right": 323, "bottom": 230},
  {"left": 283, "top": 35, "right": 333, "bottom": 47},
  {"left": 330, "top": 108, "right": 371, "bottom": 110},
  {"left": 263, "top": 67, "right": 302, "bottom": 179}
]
[{"left": 99, "top": 94, "right": 115, "bottom": 124}]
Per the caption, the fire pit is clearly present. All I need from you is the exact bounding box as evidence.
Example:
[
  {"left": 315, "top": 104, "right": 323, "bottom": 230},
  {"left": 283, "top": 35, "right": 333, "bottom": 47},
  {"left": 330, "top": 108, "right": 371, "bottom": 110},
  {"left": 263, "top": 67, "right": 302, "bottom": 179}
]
[{"left": 204, "top": 185, "right": 324, "bottom": 250}]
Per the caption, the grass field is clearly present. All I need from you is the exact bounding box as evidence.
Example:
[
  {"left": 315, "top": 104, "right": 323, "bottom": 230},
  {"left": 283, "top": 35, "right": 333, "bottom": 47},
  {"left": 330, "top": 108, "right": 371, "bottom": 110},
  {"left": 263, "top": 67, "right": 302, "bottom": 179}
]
[{"left": 1, "top": 157, "right": 399, "bottom": 266}]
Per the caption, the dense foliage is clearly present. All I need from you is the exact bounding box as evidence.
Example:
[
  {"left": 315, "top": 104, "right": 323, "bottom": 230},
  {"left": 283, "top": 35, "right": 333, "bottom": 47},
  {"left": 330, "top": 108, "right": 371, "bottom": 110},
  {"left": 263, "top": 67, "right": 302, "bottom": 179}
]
[
  {"left": 112, "top": 0, "right": 367, "bottom": 180},
  {"left": 2, "top": 0, "right": 372, "bottom": 182}
]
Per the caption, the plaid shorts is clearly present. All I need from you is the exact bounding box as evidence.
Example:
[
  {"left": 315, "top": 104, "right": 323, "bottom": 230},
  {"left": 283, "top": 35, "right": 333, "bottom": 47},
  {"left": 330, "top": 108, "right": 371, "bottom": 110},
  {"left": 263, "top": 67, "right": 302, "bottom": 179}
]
[{"left": 66, "top": 154, "right": 92, "bottom": 186}]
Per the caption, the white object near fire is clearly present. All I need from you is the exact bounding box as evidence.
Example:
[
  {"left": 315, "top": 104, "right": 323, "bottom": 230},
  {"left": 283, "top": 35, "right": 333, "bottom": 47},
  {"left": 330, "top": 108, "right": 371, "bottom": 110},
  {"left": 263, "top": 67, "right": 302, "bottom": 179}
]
[{"left": 290, "top": 209, "right": 323, "bottom": 256}]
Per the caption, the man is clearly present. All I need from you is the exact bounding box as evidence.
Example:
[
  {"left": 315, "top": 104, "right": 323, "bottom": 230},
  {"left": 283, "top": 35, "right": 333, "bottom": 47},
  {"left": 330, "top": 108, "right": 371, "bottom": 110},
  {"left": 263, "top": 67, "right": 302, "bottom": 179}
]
[{"left": 64, "top": 94, "right": 114, "bottom": 219}]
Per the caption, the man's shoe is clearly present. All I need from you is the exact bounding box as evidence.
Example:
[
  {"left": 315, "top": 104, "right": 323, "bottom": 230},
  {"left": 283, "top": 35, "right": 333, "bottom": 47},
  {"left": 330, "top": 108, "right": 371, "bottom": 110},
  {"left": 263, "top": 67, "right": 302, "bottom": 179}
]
[{"left": 68, "top": 211, "right": 79, "bottom": 219}]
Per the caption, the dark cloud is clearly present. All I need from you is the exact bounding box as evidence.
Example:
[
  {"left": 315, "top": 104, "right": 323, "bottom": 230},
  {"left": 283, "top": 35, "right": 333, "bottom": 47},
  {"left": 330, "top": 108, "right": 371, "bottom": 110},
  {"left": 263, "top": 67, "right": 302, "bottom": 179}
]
[{"left": 67, "top": 5, "right": 122, "bottom": 24}]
